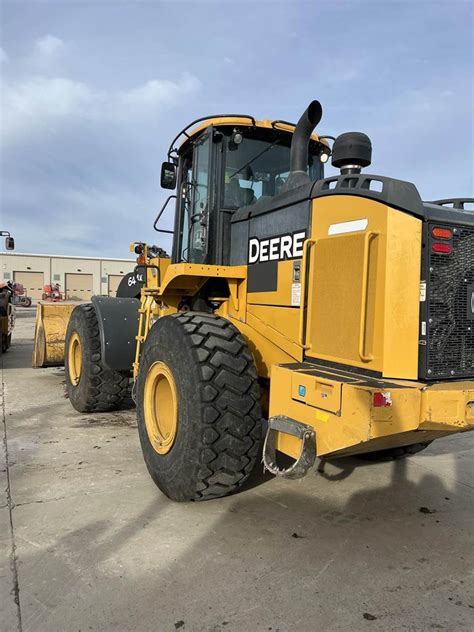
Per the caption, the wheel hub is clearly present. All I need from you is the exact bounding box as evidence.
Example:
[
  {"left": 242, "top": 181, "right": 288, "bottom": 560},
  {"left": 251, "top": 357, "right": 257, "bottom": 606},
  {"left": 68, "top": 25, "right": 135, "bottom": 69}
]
[
  {"left": 143, "top": 361, "right": 178, "bottom": 455},
  {"left": 68, "top": 332, "right": 82, "bottom": 386}
]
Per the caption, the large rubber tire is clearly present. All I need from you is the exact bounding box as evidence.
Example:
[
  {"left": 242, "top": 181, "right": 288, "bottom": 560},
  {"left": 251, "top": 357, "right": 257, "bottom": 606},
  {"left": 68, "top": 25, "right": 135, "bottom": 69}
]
[
  {"left": 136, "top": 313, "right": 263, "bottom": 501},
  {"left": 356, "top": 441, "right": 432, "bottom": 462},
  {"left": 65, "top": 304, "right": 131, "bottom": 413}
]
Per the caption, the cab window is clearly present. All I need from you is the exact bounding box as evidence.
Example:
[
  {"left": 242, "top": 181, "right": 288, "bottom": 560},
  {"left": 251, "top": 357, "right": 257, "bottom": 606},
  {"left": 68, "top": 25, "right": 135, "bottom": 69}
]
[{"left": 222, "top": 130, "right": 323, "bottom": 209}]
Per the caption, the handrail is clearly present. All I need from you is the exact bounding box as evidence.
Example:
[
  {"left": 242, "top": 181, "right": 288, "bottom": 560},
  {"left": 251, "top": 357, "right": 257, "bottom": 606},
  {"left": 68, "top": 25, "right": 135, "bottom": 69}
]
[
  {"left": 133, "top": 294, "right": 155, "bottom": 381},
  {"left": 153, "top": 195, "right": 176, "bottom": 234},
  {"left": 358, "top": 231, "right": 379, "bottom": 362},
  {"left": 298, "top": 238, "right": 317, "bottom": 349},
  {"left": 427, "top": 198, "right": 474, "bottom": 211},
  {"left": 271, "top": 119, "right": 297, "bottom": 131}
]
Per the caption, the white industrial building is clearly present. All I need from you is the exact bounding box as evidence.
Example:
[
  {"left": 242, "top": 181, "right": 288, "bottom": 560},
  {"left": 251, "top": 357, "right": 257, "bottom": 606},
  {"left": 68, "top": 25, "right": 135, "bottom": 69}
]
[{"left": 0, "top": 252, "right": 136, "bottom": 302}]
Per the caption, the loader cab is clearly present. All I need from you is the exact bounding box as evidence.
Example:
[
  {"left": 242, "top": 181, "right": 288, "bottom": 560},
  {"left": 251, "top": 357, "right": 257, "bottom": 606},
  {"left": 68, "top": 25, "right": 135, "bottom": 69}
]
[{"left": 164, "top": 119, "right": 328, "bottom": 266}]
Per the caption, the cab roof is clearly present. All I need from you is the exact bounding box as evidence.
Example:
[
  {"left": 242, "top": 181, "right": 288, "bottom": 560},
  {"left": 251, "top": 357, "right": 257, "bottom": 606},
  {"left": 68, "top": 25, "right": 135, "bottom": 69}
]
[{"left": 168, "top": 115, "right": 328, "bottom": 159}]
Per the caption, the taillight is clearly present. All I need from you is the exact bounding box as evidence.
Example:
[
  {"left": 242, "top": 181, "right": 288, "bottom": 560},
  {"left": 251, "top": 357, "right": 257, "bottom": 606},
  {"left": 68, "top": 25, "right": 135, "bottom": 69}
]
[
  {"left": 432, "top": 242, "right": 452, "bottom": 254},
  {"left": 373, "top": 392, "right": 392, "bottom": 408},
  {"left": 431, "top": 227, "right": 452, "bottom": 240}
]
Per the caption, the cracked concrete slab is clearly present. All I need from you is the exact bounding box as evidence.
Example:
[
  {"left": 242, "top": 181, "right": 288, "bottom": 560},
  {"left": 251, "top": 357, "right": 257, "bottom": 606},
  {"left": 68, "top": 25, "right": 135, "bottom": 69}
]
[
  {"left": 1, "top": 374, "right": 21, "bottom": 632},
  {"left": 0, "top": 503, "right": 19, "bottom": 632},
  {"left": 1, "top": 311, "right": 473, "bottom": 632}
]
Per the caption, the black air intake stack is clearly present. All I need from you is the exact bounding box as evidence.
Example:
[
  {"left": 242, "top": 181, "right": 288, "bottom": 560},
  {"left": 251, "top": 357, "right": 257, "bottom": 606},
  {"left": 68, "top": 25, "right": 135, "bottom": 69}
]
[
  {"left": 332, "top": 132, "right": 372, "bottom": 175},
  {"left": 285, "top": 100, "right": 323, "bottom": 190}
]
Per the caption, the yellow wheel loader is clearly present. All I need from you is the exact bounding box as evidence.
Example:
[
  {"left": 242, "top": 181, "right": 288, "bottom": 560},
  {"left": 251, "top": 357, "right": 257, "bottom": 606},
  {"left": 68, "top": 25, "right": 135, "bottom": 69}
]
[{"left": 34, "top": 100, "right": 474, "bottom": 501}]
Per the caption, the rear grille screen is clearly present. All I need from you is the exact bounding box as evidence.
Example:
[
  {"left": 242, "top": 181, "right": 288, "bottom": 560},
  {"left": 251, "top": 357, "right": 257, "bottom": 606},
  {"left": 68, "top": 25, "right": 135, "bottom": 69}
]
[{"left": 421, "top": 223, "right": 474, "bottom": 379}]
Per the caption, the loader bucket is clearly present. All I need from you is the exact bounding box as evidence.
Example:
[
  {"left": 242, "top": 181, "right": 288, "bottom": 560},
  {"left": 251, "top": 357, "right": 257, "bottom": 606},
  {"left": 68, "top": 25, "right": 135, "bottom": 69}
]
[{"left": 32, "top": 303, "right": 76, "bottom": 367}]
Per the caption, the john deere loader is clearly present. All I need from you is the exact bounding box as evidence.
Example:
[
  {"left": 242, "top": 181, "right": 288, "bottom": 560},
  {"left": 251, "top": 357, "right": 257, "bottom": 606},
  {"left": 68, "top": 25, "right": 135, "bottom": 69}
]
[{"left": 34, "top": 100, "right": 474, "bottom": 501}]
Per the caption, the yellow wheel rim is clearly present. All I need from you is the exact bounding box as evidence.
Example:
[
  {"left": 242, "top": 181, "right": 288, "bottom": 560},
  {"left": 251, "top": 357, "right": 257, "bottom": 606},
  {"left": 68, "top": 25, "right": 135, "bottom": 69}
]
[
  {"left": 143, "top": 361, "right": 178, "bottom": 455},
  {"left": 68, "top": 332, "right": 82, "bottom": 386}
]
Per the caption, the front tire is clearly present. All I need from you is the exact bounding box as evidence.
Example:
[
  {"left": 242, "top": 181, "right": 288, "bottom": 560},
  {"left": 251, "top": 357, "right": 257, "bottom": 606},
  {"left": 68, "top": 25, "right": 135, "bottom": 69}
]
[
  {"left": 65, "top": 304, "right": 131, "bottom": 412},
  {"left": 136, "top": 313, "right": 263, "bottom": 501}
]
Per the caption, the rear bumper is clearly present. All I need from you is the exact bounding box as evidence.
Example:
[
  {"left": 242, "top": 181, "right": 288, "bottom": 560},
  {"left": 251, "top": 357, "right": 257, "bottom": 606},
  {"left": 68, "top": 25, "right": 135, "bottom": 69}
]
[{"left": 269, "top": 363, "right": 474, "bottom": 459}]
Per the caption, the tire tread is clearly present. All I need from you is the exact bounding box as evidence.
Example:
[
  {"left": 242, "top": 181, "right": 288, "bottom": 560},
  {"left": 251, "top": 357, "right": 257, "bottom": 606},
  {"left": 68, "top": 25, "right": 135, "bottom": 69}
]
[{"left": 177, "top": 313, "right": 261, "bottom": 500}]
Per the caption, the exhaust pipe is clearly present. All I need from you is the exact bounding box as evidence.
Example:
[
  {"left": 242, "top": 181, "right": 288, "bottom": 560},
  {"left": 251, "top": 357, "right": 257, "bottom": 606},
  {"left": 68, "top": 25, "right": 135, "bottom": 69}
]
[{"left": 286, "top": 100, "right": 323, "bottom": 190}]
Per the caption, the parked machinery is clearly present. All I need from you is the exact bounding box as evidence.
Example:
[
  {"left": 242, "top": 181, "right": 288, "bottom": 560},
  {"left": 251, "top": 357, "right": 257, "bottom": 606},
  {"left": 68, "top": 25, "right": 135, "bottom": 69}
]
[
  {"left": 42, "top": 283, "right": 64, "bottom": 302},
  {"left": 10, "top": 282, "right": 32, "bottom": 308},
  {"left": 34, "top": 101, "right": 474, "bottom": 501},
  {"left": 0, "top": 232, "right": 15, "bottom": 353}
]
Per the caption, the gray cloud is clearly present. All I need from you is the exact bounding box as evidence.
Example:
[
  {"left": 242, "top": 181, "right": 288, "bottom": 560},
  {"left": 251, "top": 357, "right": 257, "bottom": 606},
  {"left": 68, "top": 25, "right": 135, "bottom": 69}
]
[
  {"left": 1, "top": 34, "right": 200, "bottom": 256},
  {"left": 0, "top": 1, "right": 472, "bottom": 258}
]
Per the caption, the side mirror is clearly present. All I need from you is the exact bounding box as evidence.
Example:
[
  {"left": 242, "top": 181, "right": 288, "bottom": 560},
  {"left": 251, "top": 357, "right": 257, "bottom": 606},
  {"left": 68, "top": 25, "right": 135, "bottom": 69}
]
[
  {"left": 160, "top": 161, "right": 177, "bottom": 189},
  {"left": 5, "top": 237, "right": 14, "bottom": 250}
]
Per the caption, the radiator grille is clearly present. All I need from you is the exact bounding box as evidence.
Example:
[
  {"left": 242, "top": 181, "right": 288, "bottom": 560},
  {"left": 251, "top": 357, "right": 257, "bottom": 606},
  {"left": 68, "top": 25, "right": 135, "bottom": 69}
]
[{"left": 425, "top": 224, "right": 474, "bottom": 378}]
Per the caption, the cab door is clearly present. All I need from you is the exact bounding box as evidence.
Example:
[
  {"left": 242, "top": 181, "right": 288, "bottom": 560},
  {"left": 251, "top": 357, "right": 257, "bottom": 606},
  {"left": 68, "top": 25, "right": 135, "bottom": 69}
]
[{"left": 174, "top": 130, "right": 212, "bottom": 264}]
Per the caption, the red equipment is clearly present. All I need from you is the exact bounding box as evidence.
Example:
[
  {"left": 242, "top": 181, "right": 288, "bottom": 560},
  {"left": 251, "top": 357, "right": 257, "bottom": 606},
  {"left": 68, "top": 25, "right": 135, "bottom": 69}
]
[
  {"left": 42, "top": 283, "right": 64, "bottom": 302},
  {"left": 11, "top": 282, "right": 32, "bottom": 307}
]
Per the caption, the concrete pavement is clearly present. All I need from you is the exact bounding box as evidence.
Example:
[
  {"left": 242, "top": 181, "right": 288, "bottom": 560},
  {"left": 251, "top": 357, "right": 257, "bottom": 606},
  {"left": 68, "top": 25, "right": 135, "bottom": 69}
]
[{"left": 1, "top": 310, "right": 473, "bottom": 631}]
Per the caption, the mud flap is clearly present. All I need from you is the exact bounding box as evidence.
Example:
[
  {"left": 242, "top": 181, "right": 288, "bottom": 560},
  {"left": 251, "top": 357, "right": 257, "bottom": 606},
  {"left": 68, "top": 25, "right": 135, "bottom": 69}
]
[
  {"left": 91, "top": 296, "right": 139, "bottom": 371},
  {"left": 263, "top": 415, "right": 316, "bottom": 479}
]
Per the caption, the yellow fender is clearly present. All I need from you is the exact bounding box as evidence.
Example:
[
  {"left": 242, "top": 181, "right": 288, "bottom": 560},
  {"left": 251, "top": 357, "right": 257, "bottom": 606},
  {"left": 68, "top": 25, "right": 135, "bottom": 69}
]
[{"left": 32, "top": 303, "right": 76, "bottom": 367}]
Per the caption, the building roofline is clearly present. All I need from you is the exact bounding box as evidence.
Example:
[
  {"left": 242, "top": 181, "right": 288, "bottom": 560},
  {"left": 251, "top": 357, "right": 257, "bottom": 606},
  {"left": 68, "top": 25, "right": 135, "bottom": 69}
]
[{"left": 0, "top": 252, "right": 135, "bottom": 262}]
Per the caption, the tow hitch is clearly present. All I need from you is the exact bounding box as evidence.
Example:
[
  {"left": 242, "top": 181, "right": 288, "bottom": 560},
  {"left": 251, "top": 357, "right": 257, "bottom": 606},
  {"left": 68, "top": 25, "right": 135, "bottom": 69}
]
[{"left": 263, "top": 415, "right": 316, "bottom": 479}]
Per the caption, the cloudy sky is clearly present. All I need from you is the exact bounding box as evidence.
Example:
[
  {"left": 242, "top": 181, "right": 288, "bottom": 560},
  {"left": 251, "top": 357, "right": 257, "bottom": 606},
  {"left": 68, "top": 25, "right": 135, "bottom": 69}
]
[{"left": 1, "top": 0, "right": 473, "bottom": 258}]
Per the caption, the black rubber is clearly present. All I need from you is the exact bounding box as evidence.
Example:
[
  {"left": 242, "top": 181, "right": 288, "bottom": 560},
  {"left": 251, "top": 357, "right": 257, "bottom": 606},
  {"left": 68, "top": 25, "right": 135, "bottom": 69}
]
[
  {"left": 65, "top": 304, "right": 132, "bottom": 413},
  {"left": 356, "top": 441, "right": 432, "bottom": 462},
  {"left": 136, "top": 313, "right": 263, "bottom": 501},
  {"left": 1, "top": 333, "right": 11, "bottom": 353}
]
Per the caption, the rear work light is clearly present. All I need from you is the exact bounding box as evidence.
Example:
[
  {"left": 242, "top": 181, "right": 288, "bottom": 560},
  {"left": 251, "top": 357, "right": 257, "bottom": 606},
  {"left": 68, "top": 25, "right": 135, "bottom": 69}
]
[
  {"left": 432, "top": 242, "right": 453, "bottom": 254},
  {"left": 431, "top": 227, "right": 452, "bottom": 240}
]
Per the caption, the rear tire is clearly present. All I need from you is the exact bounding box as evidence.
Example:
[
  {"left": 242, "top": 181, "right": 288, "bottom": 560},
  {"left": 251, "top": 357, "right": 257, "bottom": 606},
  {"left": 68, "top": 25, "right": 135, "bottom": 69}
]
[
  {"left": 356, "top": 442, "right": 432, "bottom": 462},
  {"left": 136, "top": 313, "right": 262, "bottom": 501},
  {"left": 65, "top": 304, "right": 131, "bottom": 412}
]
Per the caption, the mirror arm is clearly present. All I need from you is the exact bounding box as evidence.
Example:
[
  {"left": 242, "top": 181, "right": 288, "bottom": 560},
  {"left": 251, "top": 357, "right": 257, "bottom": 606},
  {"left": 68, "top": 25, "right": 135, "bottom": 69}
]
[{"left": 153, "top": 195, "right": 176, "bottom": 234}]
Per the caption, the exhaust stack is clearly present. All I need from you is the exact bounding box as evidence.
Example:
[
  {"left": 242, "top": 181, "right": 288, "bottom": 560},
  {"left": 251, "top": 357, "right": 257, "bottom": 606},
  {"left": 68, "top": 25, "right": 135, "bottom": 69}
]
[{"left": 286, "top": 100, "right": 323, "bottom": 190}]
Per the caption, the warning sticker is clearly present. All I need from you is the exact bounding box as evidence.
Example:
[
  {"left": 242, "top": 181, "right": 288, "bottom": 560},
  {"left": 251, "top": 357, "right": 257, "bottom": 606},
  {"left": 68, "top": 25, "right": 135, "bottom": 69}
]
[
  {"left": 420, "top": 281, "right": 426, "bottom": 302},
  {"left": 315, "top": 409, "right": 329, "bottom": 423},
  {"left": 291, "top": 283, "right": 301, "bottom": 307}
]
